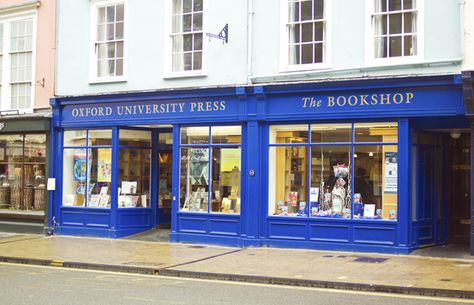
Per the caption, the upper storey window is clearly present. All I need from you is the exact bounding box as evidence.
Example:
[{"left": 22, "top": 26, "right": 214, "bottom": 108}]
[
  {"left": 170, "top": 0, "right": 204, "bottom": 72},
  {"left": 371, "top": 0, "right": 418, "bottom": 59},
  {"left": 92, "top": 1, "right": 125, "bottom": 80},
  {"left": 285, "top": 0, "right": 327, "bottom": 67}
]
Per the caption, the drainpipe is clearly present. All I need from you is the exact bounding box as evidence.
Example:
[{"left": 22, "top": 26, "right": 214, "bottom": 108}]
[{"left": 246, "top": 0, "right": 254, "bottom": 84}]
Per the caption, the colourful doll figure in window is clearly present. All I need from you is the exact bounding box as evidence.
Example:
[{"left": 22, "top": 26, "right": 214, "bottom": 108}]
[{"left": 331, "top": 177, "right": 346, "bottom": 215}]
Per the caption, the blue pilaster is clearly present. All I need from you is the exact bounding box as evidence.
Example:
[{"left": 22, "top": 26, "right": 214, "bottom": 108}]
[
  {"left": 171, "top": 125, "right": 180, "bottom": 235},
  {"left": 398, "top": 119, "right": 412, "bottom": 248},
  {"left": 110, "top": 127, "right": 119, "bottom": 229},
  {"left": 471, "top": 121, "right": 474, "bottom": 255}
]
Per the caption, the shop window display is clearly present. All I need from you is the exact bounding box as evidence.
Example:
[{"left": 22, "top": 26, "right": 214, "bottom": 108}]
[
  {"left": 62, "top": 129, "right": 112, "bottom": 208},
  {"left": 180, "top": 126, "right": 241, "bottom": 214},
  {"left": 0, "top": 134, "right": 46, "bottom": 212},
  {"left": 118, "top": 130, "right": 152, "bottom": 208},
  {"left": 269, "top": 123, "right": 398, "bottom": 220}
]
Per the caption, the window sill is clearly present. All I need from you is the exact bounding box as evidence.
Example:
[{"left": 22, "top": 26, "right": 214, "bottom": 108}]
[
  {"left": 163, "top": 71, "right": 207, "bottom": 79},
  {"left": 365, "top": 56, "right": 423, "bottom": 67},
  {"left": 89, "top": 77, "right": 127, "bottom": 85},
  {"left": 279, "top": 63, "right": 332, "bottom": 74}
]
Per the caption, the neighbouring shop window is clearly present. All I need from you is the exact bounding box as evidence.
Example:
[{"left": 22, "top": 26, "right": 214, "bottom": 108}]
[
  {"left": 180, "top": 126, "right": 241, "bottom": 214},
  {"left": 269, "top": 122, "right": 398, "bottom": 220},
  {"left": 286, "top": 0, "right": 326, "bottom": 66},
  {"left": 93, "top": 1, "right": 125, "bottom": 78},
  {"left": 118, "top": 130, "right": 151, "bottom": 208},
  {"left": 0, "top": 134, "right": 46, "bottom": 212},
  {"left": 170, "top": 0, "right": 204, "bottom": 72},
  {"left": 372, "top": 0, "right": 418, "bottom": 58},
  {"left": 62, "top": 129, "right": 112, "bottom": 208}
]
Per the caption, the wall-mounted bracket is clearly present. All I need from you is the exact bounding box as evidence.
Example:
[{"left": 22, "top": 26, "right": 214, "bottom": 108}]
[{"left": 206, "top": 24, "right": 228, "bottom": 44}]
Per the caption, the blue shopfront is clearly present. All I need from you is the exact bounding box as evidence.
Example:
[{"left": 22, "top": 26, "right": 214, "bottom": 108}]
[{"left": 49, "top": 74, "right": 474, "bottom": 254}]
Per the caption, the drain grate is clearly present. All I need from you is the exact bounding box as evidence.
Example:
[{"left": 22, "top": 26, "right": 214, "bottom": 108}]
[
  {"left": 353, "top": 256, "right": 388, "bottom": 263},
  {"left": 188, "top": 245, "right": 206, "bottom": 249},
  {"left": 322, "top": 255, "right": 334, "bottom": 258}
]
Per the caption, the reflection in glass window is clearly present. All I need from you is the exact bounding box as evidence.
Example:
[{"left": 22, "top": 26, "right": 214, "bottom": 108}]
[
  {"left": 180, "top": 147, "right": 209, "bottom": 212},
  {"left": 353, "top": 145, "right": 398, "bottom": 220},
  {"left": 118, "top": 148, "right": 151, "bottom": 208},
  {"left": 269, "top": 123, "right": 398, "bottom": 221},
  {"left": 211, "top": 147, "right": 241, "bottom": 213},
  {"left": 0, "top": 134, "right": 46, "bottom": 211},
  {"left": 180, "top": 125, "right": 241, "bottom": 214},
  {"left": 310, "top": 146, "right": 351, "bottom": 218},
  {"left": 119, "top": 129, "right": 152, "bottom": 146},
  {"left": 269, "top": 146, "right": 307, "bottom": 216},
  {"left": 269, "top": 125, "right": 308, "bottom": 144},
  {"left": 62, "top": 129, "right": 112, "bottom": 208},
  {"left": 354, "top": 122, "right": 397, "bottom": 142}
]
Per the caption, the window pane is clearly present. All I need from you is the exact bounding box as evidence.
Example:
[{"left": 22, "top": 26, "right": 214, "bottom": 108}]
[
  {"left": 389, "top": 36, "right": 402, "bottom": 57},
  {"left": 183, "top": 34, "right": 192, "bottom": 51},
  {"left": 116, "top": 4, "right": 124, "bottom": 22},
  {"left": 181, "top": 126, "right": 209, "bottom": 144},
  {"left": 374, "top": 0, "right": 387, "bottom": 12},
  {"left": 0, "top": 135, "right": 23, "bottom": 163},
  {"left": 180, "top": 147, "right": 209, "bottom": 212},
  {"left": 118, "top": 149, "right": 151, "bottom": 208},
  {"left": 389, "top": 13, "right": 402, "bottom": 34},
  {"left": 87, "top": 148, "right": 112, "bottom": 208},
  {"left": 183, "top": 53, "right": 192, "bottom": 70},
  {"left": 8, "top": 166, "right": 22, "bottom": 209},
  {"left": 311, "top": 123, "right": 352, "bottom": 143},
  {"left": 314, "top": 21, "right": 324, "bottom": 41},
  {"left": 288, "top": 1, "right": 300, "bottom": 22},
  {"left": 116, "top": 22, "right": 124, "bottom": 39},
  {"left": 194, "top": 0, "right": 203, "bottom": 11},
  {"left": 119, "top": 130, "right": 152, "bottom": 146},
  {"left": 301, "top": 44, "right": 312, "bottom": 64},
  {"left": 183, "top": 14, "right": 192, "bottom": 32},
  {"left": 62, "top": 149, "right": 86, "bottom": 207},
  {"left": 301, "top": 23, "right": 313, "bottom": 42},
  {"left": 98, "top": 7, "right": 106, "bottom": 23},
  {"left": 211, "top": 126, "right": 241, "bottom": 144},
  {"left": 211, "top": 147, "right": 241, "bottom": 214},
  {"left": 353, "top": 145, "right": 398, "bottom": 220},
  {"left": 314, "top": 43, "right": 323, "bottom": 63},
  {"left": 88, "top": 129, "right": 112, "bottom": 146},
  {"left": 106, "top": 5, "right": 115, "bottom": 23},
  {"left": 373, "top": 15, "right": 387, "bottom": 35},
  {"left": 158, "top": 132, "right": 173, "bottom": 145},
  {"left": 310, "top": 146, "right": 351, "bottom": 218},
  {"left": 288, "top": 24, "right": 301, "bottom": 44},
  {"left": 269, "top": 146, "right": 307, "bottom": 216},
  {"left": 193, "top": 12, "right": 202, "bottom": 31},
  {"left": 24, "top": 134, "right": 46, "bottom": 163},
  {"left": 403, "top": 0, "right": 414, "bottom": 10},
  {"left": 183, "top": 0, "right": 192, "bottom": 13},
  {"left": 314, "top": 0, "right": 324, "bottom": 19},
  {"left": 374, "top": 36, "right": 387, "bottom": 58},
  {"left": 301, "top": 0, "right": 312, "bottom": 21},
  {"left": 389, "top": 0, "right": 402, "bottom": 11},
  {"left": 64, "top": 130, "right": 86, "bottom": 146},
  {"left": 270, "top": 125, "right": 308, "bottom": 144},
  {"left": 194, "top": 34, "right": 203, "bottom": 50},
  {"left": 354, "top": 122, "right": 398, "bottom": 142}
]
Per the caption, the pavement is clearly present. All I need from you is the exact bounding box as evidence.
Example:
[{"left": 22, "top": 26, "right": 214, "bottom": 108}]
[{"left": 0, "top": 232, "right": 473, "bottom": 300}]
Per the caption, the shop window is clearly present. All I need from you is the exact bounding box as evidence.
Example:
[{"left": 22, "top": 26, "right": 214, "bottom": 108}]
[
  {"left": 179, "top": 126, "right": 241, "bottom": 214},
  {"left": 170, "top": 0, "right": 204, "bottom": 72},
  {"left": 62, "top": 129, "right": 112, "bottom": 208},
  {"left": 284, "top": 0, "right": 327, "bottom": 68},
  {"left": 371, "top": 0, "right": 418, "bottom": 59},
  {"left": 118, "top": 129, "right": 151, "bottom": 208},
  {"left": 0, "top": 134, "right": 46, "bottom": 212},
  {"left": 269, "top": 123, "right": 398, "bottom": 220}
]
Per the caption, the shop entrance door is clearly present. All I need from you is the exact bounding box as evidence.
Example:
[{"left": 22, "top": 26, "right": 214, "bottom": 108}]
[
  {"left": 446, "top": 134, "right": 470, "bottom": 245},
  {"left": 416, "top": 144, "right": 438, "bottom": 247},
  {"left": 157, "top": 131, "right": 173, "bottom": 228}
]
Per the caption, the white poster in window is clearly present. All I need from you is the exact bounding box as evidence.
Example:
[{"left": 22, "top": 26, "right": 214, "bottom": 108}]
[
  {"left": 384, "top": 152, "right": 398, "bottom": 193},
  {"left": 363, "top": 203, "right": 376, "bottom": 217},
  {"left": 310, "top": 187, "right": 319, "bottom": 202}
]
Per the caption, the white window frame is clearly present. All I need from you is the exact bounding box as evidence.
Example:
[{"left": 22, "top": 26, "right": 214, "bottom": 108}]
[
  {"left": 163, "top": 0, "right": 207, "bottom": 78},
  {"left": 279, "top": 0, "right": 332, "bottom": 72},
  {"left": 365, "top": 0, "right": 424, "bottom": 66},
  {"left": 89, "top": 0, "right": 128, "bottom": 84},
  {"left": 0, "top": 11, "right": 37, "bottom": 114}
]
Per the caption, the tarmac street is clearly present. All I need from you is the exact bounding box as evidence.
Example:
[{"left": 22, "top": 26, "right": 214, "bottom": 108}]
[
  {"left": 0, "top": 233, "right": 473, "bottom": 300},
  {"left": 1, "top": 263, "right": 472, "bottom": 305}
]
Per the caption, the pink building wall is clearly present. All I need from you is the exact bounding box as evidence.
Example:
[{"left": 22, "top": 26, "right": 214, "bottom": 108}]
[{"left": 0, "top": 0, "right": 55, "bottom": 110}]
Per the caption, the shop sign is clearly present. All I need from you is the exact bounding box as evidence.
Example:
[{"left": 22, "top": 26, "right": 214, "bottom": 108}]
[{"left": 62, "top": 99, "right": 236, "bottom": 123}]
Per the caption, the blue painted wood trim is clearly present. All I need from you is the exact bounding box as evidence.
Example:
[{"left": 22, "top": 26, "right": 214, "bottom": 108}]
[
  {"left": 471, "top": 121, "right": 474, "bottom": 255},
  {"left": 243, "top": 121, "right": 260, "bottom": 240},
  {"left": 110, "top": 128, "right": 119, "bottom": 229},
  {"left": 398, "top": 119, "right": 412, "bottom": 247},
  {"left": 171, "top": 125, "right": 180, "bottom": 234},
  {"left": 151, "top": 130, "right": 158, "bottom": 226}
]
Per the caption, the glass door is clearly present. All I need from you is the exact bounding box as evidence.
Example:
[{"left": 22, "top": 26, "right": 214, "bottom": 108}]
[{"left": 157, "top": 131, "right": 173, "bottom": 227}]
